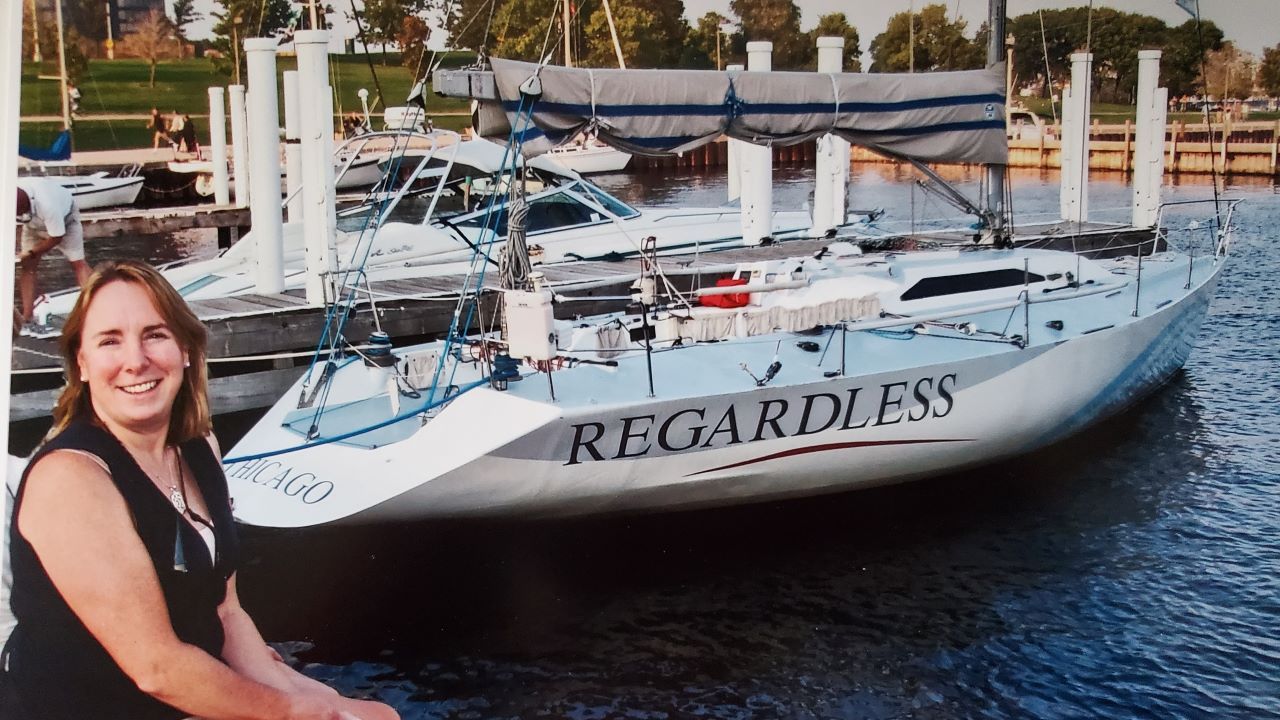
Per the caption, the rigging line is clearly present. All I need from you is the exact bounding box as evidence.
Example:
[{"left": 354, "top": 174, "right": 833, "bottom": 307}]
[
  {"left": 1188, "top": 0, "right": 1222, "bottom": 228},
  {"left": 346, "top": 0, "right": 388, "bottom": 111},
  {"left": 538, "top": 0, "right": 564, "bottom": 64},
  {"left": 1038, "top": 10, "right": 1056, "bottom": 124},
  {"left": 480, "top": 0, "right": 498, "bottom": 51},
  {"left": 431, "top": 99, "right": 535, "bottom": 404}
]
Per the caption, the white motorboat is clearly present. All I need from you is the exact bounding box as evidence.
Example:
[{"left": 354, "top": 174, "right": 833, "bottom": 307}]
[
  {"left": 21, "top": 170, "right": 145, "bottom": 209},
  {"left": 546, "top": 136, "right": 632, "bottom": 174},
  {"left": 35, "top": 135, "right": 848, "bottom": 321},
  {"left": 221, "top": 56, "right": 1238, "bottom": 527}
]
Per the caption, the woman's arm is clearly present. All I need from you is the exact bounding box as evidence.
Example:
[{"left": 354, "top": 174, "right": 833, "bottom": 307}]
[
  {"left": 218, "top": 574, "right": 339, "bottom": 698},
  {"left": 207, "top": 435, "right": 398, "bottom": 719},
  {"left": 16, "top": 451, "right": 367, "bottom": 720}
]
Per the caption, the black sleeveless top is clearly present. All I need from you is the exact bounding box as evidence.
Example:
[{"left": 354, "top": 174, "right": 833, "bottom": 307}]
[{"left": 2, "top": 420, "right": 240, "bottom": 720}]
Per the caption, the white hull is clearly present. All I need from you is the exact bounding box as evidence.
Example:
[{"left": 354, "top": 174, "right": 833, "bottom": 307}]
[
  {"left": 547, "top": 144, "right": 632, "bottom": 174},
  {"left": 224, "top": 246, "right": 1222, "bottom": 527},
  {"left": 44, "top": 172, "right": 144, "bottom": 209}
]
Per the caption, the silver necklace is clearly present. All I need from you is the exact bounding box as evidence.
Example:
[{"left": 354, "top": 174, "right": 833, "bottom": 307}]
[{"left": 144, "top": 447, "right": 186, "bottom": 514}]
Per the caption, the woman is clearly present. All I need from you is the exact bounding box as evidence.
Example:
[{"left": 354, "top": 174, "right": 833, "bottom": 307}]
[
  {"left": 1, "top": 261, "right": 398, "bottom": 720},
  {"left": 148, "top": 108, "right": 168, "bottom": 150}
]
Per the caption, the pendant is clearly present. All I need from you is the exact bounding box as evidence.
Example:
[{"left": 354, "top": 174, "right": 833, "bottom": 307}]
[{"left": 169, "top": 486, "right": 187, "bottom": 514}]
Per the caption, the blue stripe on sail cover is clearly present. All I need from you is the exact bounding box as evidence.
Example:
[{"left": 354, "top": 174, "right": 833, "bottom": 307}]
[
  {"left": 742, "top": 94, "right": 1005, "bottom": 115},
  {"left": 501, "top": 92, "right": 1004, "bottom": 118},
  {"left": 850, "top": 119, "right": 1007, "bottom": 136}
]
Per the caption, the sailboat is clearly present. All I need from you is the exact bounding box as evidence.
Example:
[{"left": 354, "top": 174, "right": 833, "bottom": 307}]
[{"left": 220, "top": 44, "right": 1239, "bottom": 527}]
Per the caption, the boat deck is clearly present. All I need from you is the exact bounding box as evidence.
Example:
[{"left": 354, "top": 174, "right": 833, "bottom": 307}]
[{"left": 10, "top": 221, "right": 1152, "bottom": 423}]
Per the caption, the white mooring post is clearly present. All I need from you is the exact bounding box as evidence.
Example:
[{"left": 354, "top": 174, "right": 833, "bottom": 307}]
[
  {"left": 741, "top": 42, "right": 774, "bottom": 246},
  {"left": 726, "top": 63, "right": 745, "bottom": 203},
  {"left": 294, "top": 29, "right": 338, "bottom": 306},
  {"left": 244, "top": 38, "right": 285, "bottom": 294},
  {"left": 207, "top": 87, "right": 230, "bottom": 205},
  {"left": 1132, "top": 50, "right": 1167, "bottom": 228},
  {"left": 1060, "top": 52, "right": 1092, "bottom": 223},
  {"left": 2, "top": 0, "right": 24, "bottom": 648},
  {"left": 228, "top": 84, "right": 250, "bottom": 207},
  {"left": 282, "top": 70, "right": 303, "bottom": 223},
  {"left": 813, "top": 36, "right": 850, "bottom": 237}
]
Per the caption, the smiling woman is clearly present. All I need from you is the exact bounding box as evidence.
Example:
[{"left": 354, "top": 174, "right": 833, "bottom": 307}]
[{"left": 0, "top": 261, "right": 398, "bottom": 720}]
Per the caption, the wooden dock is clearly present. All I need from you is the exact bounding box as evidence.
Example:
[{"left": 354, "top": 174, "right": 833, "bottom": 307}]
[
  {"left": 631, "top": 121, "right": 1280, "bottom": 177},
  {"left": 10, "top": 221, "right": 1153, "bottom": 425}
]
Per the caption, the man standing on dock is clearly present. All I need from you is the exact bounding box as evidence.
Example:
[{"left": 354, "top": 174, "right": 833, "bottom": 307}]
[{"left": 15, "top": 178, "right": 92, "bottom": 333}]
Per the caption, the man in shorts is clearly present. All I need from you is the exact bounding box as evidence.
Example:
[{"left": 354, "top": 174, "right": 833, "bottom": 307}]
[{"left": 15, "top": 177, "right": 92, "bottom": 332}]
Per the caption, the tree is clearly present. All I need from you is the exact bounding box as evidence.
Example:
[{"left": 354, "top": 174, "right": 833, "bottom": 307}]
[
  {"left": 728, "top": 0, "right": 807, "bottom": 70},
  {"left": 581, "top": 0, "right": 687, "bottom": 69},
  {"left": 446, "top": 0, "right": 494, "bottom": 51},
  {"left": 683, "top": 12, "right": 730, "bottom": 69},
  {"left": 807, "top": 13, "right": 861, "bottom": 72},
  {"left": 869, "top": 4, "right": 981, "bottom": 73},
  {"left": 170, "top": 0, "right": 201, "bottom": 58},
  {"left": 1203, "top": 42, "right": 1256, "bottom": 100},
  {"left": 1162, "top": 19, "right": 1224, "bottom": 97},
  {"left": 210, "top": 0, "right": 295, "bottom": 82},
  {"left": 398, "top": 14, "right": 431, "bottom": 72},
  {"left": 356, "top": 0, "right": 419, "bottom": 59},
  {"left": 1260, "top": 45, "right": 1280, "bottom": 96},
  {"left": 119, "top": 10, "right": 178, "bottom": 87}
]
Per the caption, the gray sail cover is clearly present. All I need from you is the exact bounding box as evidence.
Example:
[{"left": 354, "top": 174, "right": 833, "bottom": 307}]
[{"left": 480, "top": 58, "right": 1008, "bottom": 166}]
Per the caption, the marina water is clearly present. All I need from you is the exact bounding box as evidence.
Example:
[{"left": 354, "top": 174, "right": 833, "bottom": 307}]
[{"left": 24, "top": 167, "right": 1280, "bottom": 718}]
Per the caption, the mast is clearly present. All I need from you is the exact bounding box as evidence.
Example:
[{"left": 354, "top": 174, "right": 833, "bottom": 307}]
[
  {"left": 30, "top": 0, "right": 42, "bottom": 62},
  {"left": 561, "top": 0, "right": 573, "bottom": 67},
  {"left": 601, "top": 0, "right": 625, "bottom": 69},
  {"left": 983, "top": 0, "right": 1007, "bottom": 242},
  {"left": 54, "top": 0, "right": 71, "bottom": 131}
]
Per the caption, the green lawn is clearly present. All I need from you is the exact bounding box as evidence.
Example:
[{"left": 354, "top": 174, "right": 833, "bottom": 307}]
[
  {"left": 1018, "top": 95, "right": 1279, "bottom": 125},
  {"left": 20, "top": 52, "right": 474, "bottom": 141},
  {"left": 20, "top": 120, "right": 155, "bottom": 151}
]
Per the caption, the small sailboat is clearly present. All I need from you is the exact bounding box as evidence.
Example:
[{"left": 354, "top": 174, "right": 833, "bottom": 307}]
[
  {"left": 546, "top": 133, "right": 632, "bottom": 174},
  {"left": 222, "top": 51, "right": 1239, "bottom": 528}
]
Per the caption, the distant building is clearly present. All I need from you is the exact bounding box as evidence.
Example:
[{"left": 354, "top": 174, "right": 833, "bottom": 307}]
[
  {"left": 31, "top": 0, "right": 166, "bottom": 46},
  {"left": 109, "top": 0, "right": 167, "bottom": 40}
]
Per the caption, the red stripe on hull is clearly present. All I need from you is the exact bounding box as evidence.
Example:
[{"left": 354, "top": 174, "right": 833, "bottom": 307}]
[{"left": 686, "top": 438, "right": 975, "bottom": 477}]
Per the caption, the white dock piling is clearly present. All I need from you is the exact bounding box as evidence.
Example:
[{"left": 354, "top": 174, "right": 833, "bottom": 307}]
[
  {"left": 812, "top": 36, "right": 850, "bottom": 237},
  {"left": 741, "top": 43, "right": 774, "bottom": 246},
  {"left": 228, "top": 84, "right": 250, "bottom": 208},
  {"left": 244, "top": 38, "right": 285, "bottom": 294},
  {"left": 207, "top": 87, "right": 230, "bottom": 206},
  {"left": 282, "top": 70, "right": 303, "bottom": 223},
  {"left": 295, "top": 30, "right": 338, "bottom": 306},
  {"left": 1061, "top": 52, "right": 1092, "bottom": 223},
  {"left": 726, "top": 63, "right": 744, "bottom": 203},
  {"left": 1131, "top": 50, "right": 1167, "bottom": 228},
  {"left": 2, "top": 0, "right": 23, "bottom": 648}
]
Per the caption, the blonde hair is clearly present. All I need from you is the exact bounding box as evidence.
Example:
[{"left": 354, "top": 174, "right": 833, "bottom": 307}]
[{"left": 50, "top": 261, "right": 211, "bottom": 444}]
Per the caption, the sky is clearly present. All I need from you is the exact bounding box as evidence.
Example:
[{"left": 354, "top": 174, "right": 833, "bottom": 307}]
[{"left": 183, "top": 0, "right": 1278, "bottom": 60}]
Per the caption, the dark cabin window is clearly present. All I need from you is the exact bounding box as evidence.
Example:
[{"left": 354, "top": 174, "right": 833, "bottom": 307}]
[{"left": 901, "top": 269, "right": 1046, "bottom": 301}]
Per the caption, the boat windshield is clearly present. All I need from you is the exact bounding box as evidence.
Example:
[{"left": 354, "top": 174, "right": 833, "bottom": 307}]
[
  {"left": 575, "top": 182, "right": 639, "bottom": 219},
  {"left": 449, "top": 181, "right": 637, "bottom": 237}
]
